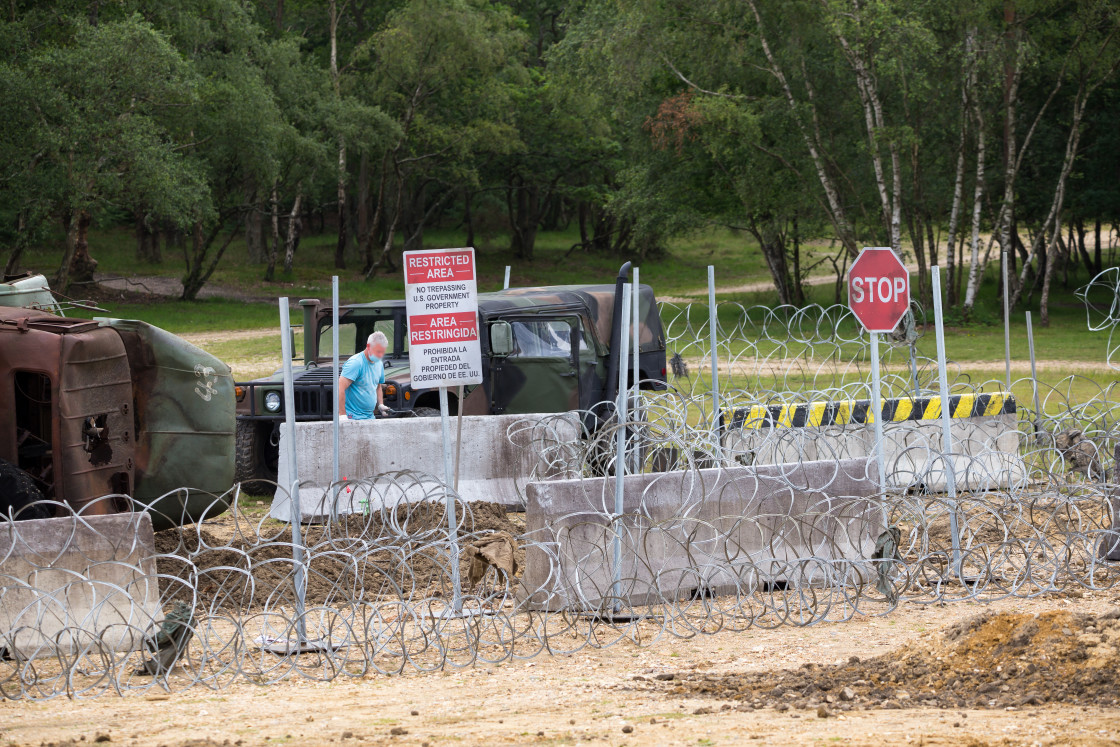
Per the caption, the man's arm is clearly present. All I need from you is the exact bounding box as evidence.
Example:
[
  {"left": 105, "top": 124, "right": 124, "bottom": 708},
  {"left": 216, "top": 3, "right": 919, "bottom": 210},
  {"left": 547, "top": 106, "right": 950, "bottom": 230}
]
[{"left": 338, "top": 376, "right": 352, "bottom": 417}]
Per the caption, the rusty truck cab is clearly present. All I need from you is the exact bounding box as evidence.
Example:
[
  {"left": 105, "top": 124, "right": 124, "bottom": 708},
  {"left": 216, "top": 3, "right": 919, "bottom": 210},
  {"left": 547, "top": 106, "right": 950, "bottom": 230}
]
[{"left": 0, "top": 308, "right": 135, "bottom": 515}]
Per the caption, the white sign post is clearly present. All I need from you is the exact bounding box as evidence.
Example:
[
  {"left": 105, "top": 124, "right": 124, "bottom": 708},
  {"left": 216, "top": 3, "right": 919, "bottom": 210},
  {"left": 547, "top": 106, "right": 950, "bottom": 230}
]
[
  {"left": 847, "top": 248, "right": 910, "bottom": 531},
  {"left": 403, "top": 247, "right": 484, "bottom": 615}
]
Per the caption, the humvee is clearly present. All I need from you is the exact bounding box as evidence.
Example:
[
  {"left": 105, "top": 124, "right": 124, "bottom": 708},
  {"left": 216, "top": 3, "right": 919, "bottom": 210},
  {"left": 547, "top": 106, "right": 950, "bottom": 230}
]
[
  {"left": 0, "top": 305, "right": 236, "bottom": 530},
  {"left": 235, "top": 263, "right": 666, "bottom": 487}
]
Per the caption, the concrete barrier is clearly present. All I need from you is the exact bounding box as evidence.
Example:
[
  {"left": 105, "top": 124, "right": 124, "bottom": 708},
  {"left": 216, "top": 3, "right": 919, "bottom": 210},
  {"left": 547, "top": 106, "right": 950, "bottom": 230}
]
[
  {"left": 271, "top": 412, "right": 581, "bottom": 522},
  {"left": 0, "top": 513, "right": 160, "bottom": 658},
  {"left": 722, "top": 392, "right": 1026, "bottom": 492},
  {"left": 522, "top": 458, "right": 881, "bottom": 610}
]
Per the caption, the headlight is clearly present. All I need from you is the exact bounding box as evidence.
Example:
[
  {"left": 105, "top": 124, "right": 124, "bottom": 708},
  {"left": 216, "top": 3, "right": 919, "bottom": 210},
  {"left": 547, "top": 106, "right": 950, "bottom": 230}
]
[{"left": 264, "top": 391, "right": 282, "bottom": 412}]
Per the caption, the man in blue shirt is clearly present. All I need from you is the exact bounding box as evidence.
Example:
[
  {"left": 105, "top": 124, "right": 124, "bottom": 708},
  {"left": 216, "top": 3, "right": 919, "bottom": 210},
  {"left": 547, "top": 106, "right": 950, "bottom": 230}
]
[{"left": 338, "top": 331, "right": 391, "bottom": 420}]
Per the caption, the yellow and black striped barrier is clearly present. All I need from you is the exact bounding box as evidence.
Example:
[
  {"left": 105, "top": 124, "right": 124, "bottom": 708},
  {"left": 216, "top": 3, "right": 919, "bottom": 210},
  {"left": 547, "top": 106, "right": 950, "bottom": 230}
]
[{"left": 724, "top": 391, "right": 1015, "bottom": 431}]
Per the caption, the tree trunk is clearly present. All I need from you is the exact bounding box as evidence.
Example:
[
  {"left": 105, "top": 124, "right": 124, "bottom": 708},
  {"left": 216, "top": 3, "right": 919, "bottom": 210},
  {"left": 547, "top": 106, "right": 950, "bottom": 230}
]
[
  {"left": 1094, "top": 218, "right": 1103, "bottom": 274},
  {"left": 791, "top": 213, "right": 805, "bottom": 306},
  {"left": 362, "top": 164, "right": 387, "bottom": 275},
  {"left": 746, "top": 0, "right": 859, "bottom": 258},
  {"left": 56, "top": 210, "right": 94, "bottom": 294},
  {"left": 578, "top": 201, "right": 590, "bottom": 249},
  {"left": 245, "top": 200, "right": 264, "bottom": 264},
  {"left": 747, "top": 217, "right": 793, "bottom": 306},
  {"left": 944, "top": 65, "right": 969, "bottom": 308},
  {"left": 356, "top": 151, "right": 370, "bottom": 262},
  {"left": 181, "top": 219, "right": 239, "bottom": 301},
  {"left": 962, "top": 99, "right": 988, "bottom": 316},
  {"left": 284, "top": 188, "right": 303, "bottom": 275},
  {"left": 265, "top": 181, "right": 280, "bottom": 281},
  {"left": 464, "top": 189, "right": 475, "bottom": 248}
]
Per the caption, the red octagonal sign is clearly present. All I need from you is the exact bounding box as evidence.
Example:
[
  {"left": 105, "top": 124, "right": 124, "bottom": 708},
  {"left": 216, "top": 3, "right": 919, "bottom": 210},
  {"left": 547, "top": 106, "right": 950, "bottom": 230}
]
[{"left": 847, "top": 247, "right": 910, "bottom": 333}]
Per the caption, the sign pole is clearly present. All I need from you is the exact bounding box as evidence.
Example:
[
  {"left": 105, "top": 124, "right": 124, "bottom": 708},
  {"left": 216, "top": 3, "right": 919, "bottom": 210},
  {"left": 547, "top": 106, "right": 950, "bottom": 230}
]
[
  {"left": 869, "top": 331, "right": 887, "bottom": 498},
  {"left": 931, "top": 267, "right": 961, "bottom": 576},
  {"left": 503, "top": 266, "right": 511, "bottom": 290},
  {"left": 278, "top": 298, "right": 307, "bottom": 643},
  {"left": 439, "top": 384, "right": 462, "bottom": 614},
  {"left": 454, "top": 384, "right": 464, "bottom": 491}
]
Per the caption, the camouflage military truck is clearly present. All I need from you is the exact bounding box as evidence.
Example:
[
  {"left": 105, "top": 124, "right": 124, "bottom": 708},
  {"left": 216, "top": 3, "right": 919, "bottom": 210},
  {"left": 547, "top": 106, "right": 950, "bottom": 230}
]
[
  {"left": 0, "top": 304, "right": 236, "bottom": 530},
  {"left": 235, "top": 263, "right": 666, "bottom": 487}
]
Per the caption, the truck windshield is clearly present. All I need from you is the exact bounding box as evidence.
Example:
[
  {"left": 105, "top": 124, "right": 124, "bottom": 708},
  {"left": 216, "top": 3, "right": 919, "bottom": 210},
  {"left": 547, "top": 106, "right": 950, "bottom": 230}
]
[{"left": 318, "top": 313, "right": 407, "bottom": 359}]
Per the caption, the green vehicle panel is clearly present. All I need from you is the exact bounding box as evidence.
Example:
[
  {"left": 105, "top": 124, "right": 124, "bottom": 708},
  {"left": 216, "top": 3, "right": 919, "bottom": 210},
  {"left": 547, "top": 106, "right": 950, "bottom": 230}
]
[{"left": 235, "top": 268, "right": 667, "bottom": 489}]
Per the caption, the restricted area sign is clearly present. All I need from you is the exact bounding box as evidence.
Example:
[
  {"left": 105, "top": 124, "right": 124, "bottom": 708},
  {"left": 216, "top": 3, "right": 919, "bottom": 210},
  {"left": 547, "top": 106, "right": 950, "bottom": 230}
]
[
  {"left": 847, "top": 247, "right": 910, "bottom": 333},
  {"left": 404, "top": 247, "right": 484, "bottom": 388}
]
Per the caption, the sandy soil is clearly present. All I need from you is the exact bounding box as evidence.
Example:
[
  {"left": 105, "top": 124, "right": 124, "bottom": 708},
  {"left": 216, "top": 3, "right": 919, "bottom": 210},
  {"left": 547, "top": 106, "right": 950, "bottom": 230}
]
[{"left": 4, "top": 592, "right": 1120, "bottom": 747}]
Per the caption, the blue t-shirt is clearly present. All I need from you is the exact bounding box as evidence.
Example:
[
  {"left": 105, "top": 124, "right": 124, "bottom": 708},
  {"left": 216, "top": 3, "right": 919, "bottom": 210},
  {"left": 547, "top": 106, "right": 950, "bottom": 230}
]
[{"left": 340, "top": 351, "right": 385, "bottom": 419}]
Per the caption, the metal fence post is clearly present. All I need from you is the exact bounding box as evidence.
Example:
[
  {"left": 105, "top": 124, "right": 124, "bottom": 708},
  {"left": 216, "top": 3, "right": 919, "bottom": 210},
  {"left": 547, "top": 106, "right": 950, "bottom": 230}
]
[
  {"left": 331, "top": 277, "right": 340, "bottom": 523},
  {"left": 707, "top": 266, "right": 721, "bottom": 460},
  {"left": 931, "top": 268, "right": 961, "bottom": 575},
  {"left": 279, "top": 298, "right": 307, "bottom": 643},
  {"left": 1002, "top": 251, "right": 1012, "bottom": 392},
  {"left": 612, "top": 283, "right": 632, "bottom": 604},
  {"left": 1026, "top": 311, "right": 1043, "bottom": 434}
]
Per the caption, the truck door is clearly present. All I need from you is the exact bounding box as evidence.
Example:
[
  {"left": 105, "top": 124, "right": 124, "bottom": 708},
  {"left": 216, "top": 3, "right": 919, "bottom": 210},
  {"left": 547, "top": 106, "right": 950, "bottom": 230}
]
[{"left": 489, "top": 316, "right": 592, "bottom": 414}]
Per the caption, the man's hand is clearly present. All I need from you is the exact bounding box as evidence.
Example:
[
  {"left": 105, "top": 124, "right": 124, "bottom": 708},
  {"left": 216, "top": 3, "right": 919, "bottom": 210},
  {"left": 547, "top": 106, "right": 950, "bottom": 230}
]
[
  {"left": 338, "top": 414, "right": 349, "bottom": 422},
  {"left": 376, "top": 404, "right": 391, "bottom": 418}
]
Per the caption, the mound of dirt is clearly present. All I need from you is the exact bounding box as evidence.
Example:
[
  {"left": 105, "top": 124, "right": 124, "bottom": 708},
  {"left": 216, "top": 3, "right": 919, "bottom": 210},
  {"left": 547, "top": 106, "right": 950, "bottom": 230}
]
[
  {"left": 151, "top": 501, "right": 525, "bottom": 610},
  {"left": 660, "top": 609, "right": 1120, "bottom": 711}
]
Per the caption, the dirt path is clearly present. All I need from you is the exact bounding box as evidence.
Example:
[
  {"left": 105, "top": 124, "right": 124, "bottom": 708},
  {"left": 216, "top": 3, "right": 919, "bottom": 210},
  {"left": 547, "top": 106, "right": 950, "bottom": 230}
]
[
  {"left": 93, "top": 273, "right": 275, "bottom": 302},
  {"left": 3, "top": 592, "right": 1118, "bottom": 746}
]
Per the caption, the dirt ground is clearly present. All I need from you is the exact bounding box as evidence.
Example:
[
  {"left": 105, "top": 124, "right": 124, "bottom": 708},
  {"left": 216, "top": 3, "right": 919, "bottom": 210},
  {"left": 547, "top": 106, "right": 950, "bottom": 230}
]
[{"left": 4, "top": 592, "right": 1120, "bottom": 747}]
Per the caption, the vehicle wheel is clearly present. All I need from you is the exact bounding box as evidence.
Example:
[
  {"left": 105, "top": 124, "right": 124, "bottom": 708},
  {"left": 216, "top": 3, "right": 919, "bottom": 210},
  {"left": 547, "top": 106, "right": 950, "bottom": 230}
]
[
  {"left": 412, "top": 407, "right": 440, "bottom": 418},
  {"left": 234, "top": 421, "right": 278, "bottom": 496},
  {"left": 0, "top": 458, "right": 51, "bottom": 521}
]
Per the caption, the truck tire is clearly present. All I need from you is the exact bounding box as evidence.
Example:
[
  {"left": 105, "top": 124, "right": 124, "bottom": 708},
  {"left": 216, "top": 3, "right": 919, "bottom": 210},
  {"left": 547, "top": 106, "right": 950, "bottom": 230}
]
[
  {"left": 0, "top": 458, "right": 52, "bottom": 521},
  {"left": 235, "top": 421, "right": 277, "bottom": 496}
]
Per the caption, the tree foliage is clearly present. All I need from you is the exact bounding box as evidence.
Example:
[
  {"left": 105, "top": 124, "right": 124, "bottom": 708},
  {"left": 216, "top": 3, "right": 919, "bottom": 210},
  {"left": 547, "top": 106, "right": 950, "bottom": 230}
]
[{"left": 0, "top": 0, "right": 1117, "bottom": 317}]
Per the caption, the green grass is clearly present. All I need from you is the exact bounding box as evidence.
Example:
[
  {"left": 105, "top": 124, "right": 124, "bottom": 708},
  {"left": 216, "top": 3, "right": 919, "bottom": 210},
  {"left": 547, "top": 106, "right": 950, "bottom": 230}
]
[
  {"left": 20, "top": 221, "right": 1116, "bottom": 399},
  {"left": 80, "top": 299, "right": 285, "bottom": 334},
  {"left": 23, "top": 223, "right": 781, "bottom": 307}
]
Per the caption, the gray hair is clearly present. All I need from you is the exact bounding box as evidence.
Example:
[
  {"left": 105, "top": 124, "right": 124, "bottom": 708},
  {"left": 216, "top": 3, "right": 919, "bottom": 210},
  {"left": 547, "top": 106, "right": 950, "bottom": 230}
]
[{"left": 367, "top": 331, "right": 389, "bottom": 348}]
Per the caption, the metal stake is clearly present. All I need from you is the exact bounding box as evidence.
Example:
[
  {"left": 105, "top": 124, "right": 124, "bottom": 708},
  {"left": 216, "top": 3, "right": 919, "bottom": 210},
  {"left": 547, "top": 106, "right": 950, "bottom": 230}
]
[
  {"left": 931, "top": 268, "right": 961, "bottom": 575},
  {"left": 331, "top": 277, "right": 340, "bottom": 522},
  {"left": 707, "top": 266, "right": 721, "bottom": 461},
  {"left": 612, "top": 284, "right": 632, "bottom": 602},
  {"left": 1026, "top": 311, "right": 1042, "bottom": 433},
  {"left": 631, "top": 267, "right": 641, "bottom": 474},
  {"left": 1002, "top": 251, "right": 1012, "bottom": 392},
  {"left": 905, "top": 310, "right": 921, "bottom": 398},
  {"left": 279, "top": 298, "right": 307, "bottom": 642}
]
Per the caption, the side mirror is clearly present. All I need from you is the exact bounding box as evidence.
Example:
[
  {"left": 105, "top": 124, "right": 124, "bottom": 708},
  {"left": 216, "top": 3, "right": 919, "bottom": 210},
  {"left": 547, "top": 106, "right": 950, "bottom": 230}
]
[{"left": 490, "top": 321, "right": 513, "bottom": 357}]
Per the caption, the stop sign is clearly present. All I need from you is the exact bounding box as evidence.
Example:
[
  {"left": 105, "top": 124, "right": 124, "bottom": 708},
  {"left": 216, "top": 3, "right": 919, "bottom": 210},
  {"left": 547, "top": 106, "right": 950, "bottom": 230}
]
[{"left": 847, "top": 247, "right": 910, "bottom": 332}]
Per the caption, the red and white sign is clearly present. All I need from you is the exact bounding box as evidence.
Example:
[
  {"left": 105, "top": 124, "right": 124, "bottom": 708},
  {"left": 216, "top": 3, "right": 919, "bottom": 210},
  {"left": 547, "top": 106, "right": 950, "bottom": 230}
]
[
  {"left": 847, "top": 247, "right": 910, "bottom": 333},
  {"left": 404, "top": 248, "right": 483, "bottom": 387}
]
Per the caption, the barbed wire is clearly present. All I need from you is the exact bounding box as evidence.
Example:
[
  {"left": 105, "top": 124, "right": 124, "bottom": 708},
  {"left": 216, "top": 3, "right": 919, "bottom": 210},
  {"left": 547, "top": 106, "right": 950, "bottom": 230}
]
[{"left": 1, "top": 295, "right": 1117, "bottom": 701}]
